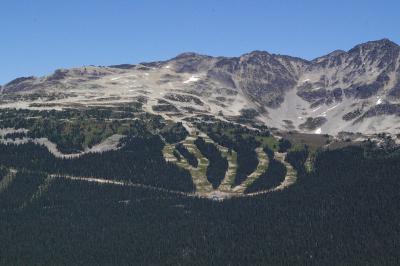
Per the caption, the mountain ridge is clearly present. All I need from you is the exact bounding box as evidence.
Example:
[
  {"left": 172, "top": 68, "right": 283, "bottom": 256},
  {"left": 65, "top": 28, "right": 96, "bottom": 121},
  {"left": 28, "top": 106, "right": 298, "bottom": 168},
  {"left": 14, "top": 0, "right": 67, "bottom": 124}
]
[
  {"left": 2, "top": 38, "right": 399, "bottom": 86},
  {"left": 1, "top": 38, "right": 400, "bottom": 137}
]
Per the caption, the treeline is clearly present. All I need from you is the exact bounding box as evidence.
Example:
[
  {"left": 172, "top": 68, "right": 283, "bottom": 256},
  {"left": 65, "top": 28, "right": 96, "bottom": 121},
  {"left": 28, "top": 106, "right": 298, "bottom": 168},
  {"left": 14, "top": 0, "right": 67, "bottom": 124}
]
[{"left": 194, "top": 137, "right": 228, "bottom": 189}]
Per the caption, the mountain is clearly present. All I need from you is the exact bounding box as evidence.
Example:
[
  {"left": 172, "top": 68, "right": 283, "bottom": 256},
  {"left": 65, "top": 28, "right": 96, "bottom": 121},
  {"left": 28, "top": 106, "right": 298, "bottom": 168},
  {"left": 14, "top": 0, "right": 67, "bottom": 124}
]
[
  {"left": 2, "top": 39, "right": 400, "bottom": 265},
  {"left": 1, "top": 38, "right": 400, "bottom": 137}
]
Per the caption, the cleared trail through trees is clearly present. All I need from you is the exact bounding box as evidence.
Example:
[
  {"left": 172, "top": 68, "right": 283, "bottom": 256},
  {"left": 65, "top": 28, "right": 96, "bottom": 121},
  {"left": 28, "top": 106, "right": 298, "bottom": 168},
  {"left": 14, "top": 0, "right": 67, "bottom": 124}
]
[
  {"left": 197, "top": 133, "right": 238, "bottom": 192},
  {"left": 5, "top": 155, "right": 298, "bottom": 204},
  {"left": 163, "top": 137, "right": 213, "bottom": 195},
  {"left": 270, "top": 152, "right": 298, "bottom": 191},
  {"left": 0, "top": 169, "right": 17, "bottom": 194},
  {"left": 4, "top": 135, "right": 297, "bottom": 201},
  {"left": 215, "top": 144, "right": 238, "bottom": 193},
  {"left": 21, "top": 175, "right": 55, "bottom": 209},
  {"left": 231, "top": 147, "right": 269, "bottom": 193},
  {"left": 2, "top": 133, "right": 299, "bottom": 203},
  {"left": 89, "top": 150, "right": 295, "bottom": 197},
  {"left": 181, "top": 136, "right": 214, "bottom": 194},
  {"left": 53, "top": 151, "right": 296, "bottom": 199},
  {"left": 245, "top": 152, "right": 298, "bottom": 196},
  {"left": 51, "top": 174, "right": 193, "bottom": 197},
  {"left": 0, "top": 134, "right": 124, "bottom": 159},
  {"left": 161, "top": 132, "right": 301, "bottom": 199}
]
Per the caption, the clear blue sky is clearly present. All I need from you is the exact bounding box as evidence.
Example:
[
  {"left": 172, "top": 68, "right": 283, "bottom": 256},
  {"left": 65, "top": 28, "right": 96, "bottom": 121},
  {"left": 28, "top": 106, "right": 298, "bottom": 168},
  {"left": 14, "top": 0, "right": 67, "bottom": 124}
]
[{"left": 1, "top": 0, "right": 399, "bottom": 84}]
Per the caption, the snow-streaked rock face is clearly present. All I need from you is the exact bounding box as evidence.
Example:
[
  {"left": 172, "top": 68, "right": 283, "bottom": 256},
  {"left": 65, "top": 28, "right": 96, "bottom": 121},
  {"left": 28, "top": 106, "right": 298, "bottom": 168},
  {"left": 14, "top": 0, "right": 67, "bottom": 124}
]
[{"left": 1, "top": 39, "right": 400, "bottom": 136}]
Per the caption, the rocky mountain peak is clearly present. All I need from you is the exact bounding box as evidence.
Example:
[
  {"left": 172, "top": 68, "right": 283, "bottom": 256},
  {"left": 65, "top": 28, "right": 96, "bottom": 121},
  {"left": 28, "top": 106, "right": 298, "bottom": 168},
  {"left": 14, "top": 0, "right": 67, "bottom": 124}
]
[
  {"left": 2, "top": 39, "right": 400, "bottom": 136},
  {"left": 169, "top": 52, "right": 215, "bottom": 73},
  {"left": 172, "top": 52, "right": 211, "bottom": 60},
  {"left": 241, "top": 50, "right": 272, "bottom": 59},
  {"left": 349, "top": 38, "right": 398, "bottom": 53}
]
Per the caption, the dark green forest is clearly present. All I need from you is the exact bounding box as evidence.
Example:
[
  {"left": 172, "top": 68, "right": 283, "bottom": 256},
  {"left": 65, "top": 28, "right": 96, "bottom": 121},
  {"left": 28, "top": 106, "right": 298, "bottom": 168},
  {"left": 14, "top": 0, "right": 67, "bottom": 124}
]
[
  {"left": 1, "top": 144, "right": 400, "bottom": 265},
  {"left": 0, "top": 109, "right": 399, "bottom": 265},
  {"left": 244, "top": 158, "right": 286, "bottom": 193},
  {"left": 194, "top": 137, "right": 228, "bottom": 188},
  {"left": 0, "top": 135, "right": 195, "bottom": 192}
]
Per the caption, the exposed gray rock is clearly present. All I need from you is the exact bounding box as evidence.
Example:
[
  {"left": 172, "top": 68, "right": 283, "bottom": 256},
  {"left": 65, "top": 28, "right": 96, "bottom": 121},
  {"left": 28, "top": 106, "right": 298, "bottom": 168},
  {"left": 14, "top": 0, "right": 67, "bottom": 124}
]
[
  {"left": 2, "top": 38, "right": 400, "bottom": 136},
  {"left": 3, "top": 76, "right": 37, "bottom": 93},
  {"left": 354, "top": 104, "right": 400, "bottom": 123}
]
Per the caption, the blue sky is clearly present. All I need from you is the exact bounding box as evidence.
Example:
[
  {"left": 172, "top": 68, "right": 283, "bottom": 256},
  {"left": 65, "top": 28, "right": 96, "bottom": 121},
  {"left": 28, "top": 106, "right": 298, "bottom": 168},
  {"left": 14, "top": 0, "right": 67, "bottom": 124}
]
[{"left": 1, "top": 0, "right": 399, "bottom": 84}]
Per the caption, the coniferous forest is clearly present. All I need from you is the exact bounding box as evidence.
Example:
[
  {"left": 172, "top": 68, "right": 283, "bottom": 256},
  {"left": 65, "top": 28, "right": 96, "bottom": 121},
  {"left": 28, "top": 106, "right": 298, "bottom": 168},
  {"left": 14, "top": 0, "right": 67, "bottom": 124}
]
[
  {"left": 0, "top": 109, "right": 399, "bottom": 265},
  {"left": 1, "top": 142, "right": 400, "bottom": 264}
]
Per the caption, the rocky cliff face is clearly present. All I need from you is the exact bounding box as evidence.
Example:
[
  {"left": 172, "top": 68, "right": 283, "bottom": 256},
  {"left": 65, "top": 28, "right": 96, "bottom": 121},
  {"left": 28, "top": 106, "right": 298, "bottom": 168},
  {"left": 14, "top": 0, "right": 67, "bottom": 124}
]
[
  {"left": 298, "top": 39, "right": 400, "bottom": 103},
  {"left": 1, "top": 39, "right": 400, "bottom": 136}
]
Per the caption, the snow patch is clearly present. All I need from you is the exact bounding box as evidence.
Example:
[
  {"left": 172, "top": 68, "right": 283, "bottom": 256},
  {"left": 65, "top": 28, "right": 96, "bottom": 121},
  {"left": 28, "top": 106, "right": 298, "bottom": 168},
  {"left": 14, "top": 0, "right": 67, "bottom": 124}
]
[
  {"left": 376, "top": 98, "right": 383, "bottom": 105},
  {"left": 314, "top": 128, "right": 322, "bottom": 134},
  {"left": 312, "top": 106, "right": 321, "bottom": 112},
  {"left": 302, "top": 79, "right": 310, "bottom": 83},
  {"left": 183, "top": 75, "right": 200, "bottom": 84},
  {"left": 326, "top": 103, "right": 340, "bottom": 112}
]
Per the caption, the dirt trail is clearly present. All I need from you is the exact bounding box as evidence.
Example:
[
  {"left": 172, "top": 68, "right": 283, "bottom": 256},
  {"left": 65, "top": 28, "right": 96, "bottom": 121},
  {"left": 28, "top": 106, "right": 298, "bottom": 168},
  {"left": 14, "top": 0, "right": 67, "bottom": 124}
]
[
  {"left": 216, "top": 146, "right": 237, "bottom": 193},
  {"left": 245, "top": 152, "right": 298, "bottom": 197},
  {"left": 270, "top": 152, "right": 298, "bottom": 191},
  {"left": 162, "top": 137, "right": 214, "bottom": 195},
  {"left": 51, "top": 174, "right": 192, "bottom": 197},
  {"left": 197, "top": 133, "right": 238, "bottom": 193},
  {"left": 181, "top": 136, "right": 214, "bottom": 194}
]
